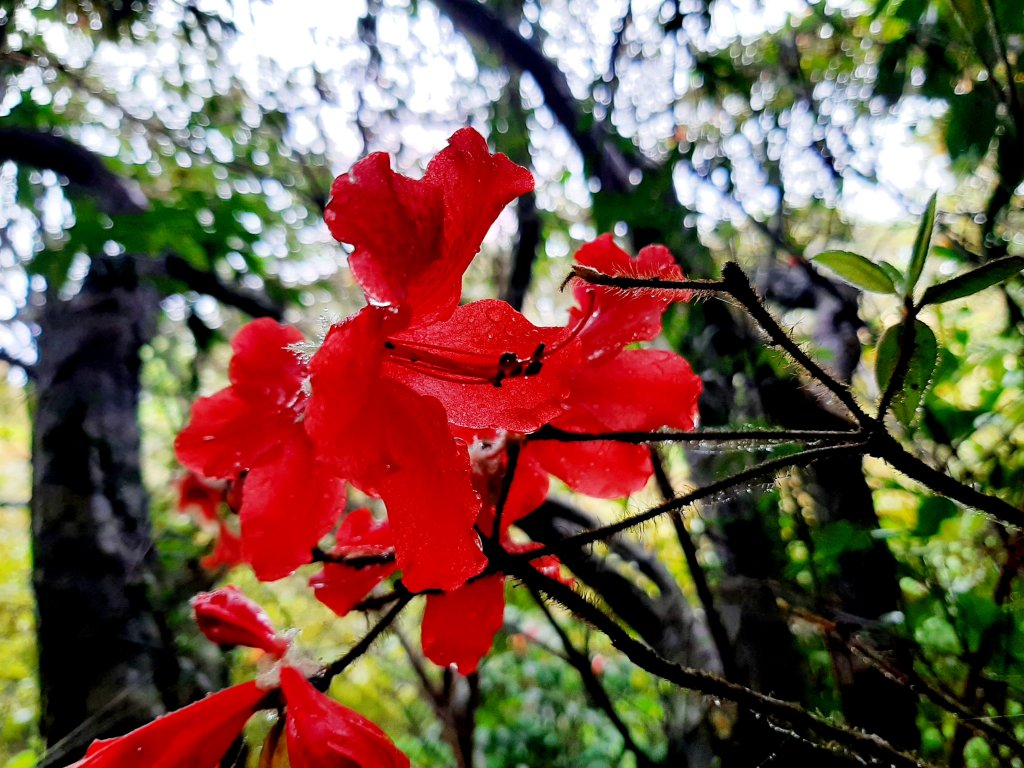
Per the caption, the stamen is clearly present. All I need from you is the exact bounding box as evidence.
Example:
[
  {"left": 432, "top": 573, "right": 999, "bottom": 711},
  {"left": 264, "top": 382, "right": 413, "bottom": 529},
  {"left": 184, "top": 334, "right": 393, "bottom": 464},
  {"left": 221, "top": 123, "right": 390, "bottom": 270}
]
[{"left": 382, "top": 310, "right": 591, "bottom": 388}]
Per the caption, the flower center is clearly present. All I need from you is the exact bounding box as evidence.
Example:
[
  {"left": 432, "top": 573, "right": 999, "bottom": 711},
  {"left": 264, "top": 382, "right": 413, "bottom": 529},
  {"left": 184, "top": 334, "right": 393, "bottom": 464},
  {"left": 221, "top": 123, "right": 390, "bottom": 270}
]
[{"left": 381, "top": 292, "right": 598, "bottom": 387}]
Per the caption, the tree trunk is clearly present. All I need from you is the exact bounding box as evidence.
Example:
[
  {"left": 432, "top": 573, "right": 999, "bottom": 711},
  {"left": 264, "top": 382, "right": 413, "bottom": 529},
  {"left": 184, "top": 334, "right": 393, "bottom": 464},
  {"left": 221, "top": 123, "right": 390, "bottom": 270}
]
[{"left": 31, "top": 256, "right": 178, "bottom": 766}]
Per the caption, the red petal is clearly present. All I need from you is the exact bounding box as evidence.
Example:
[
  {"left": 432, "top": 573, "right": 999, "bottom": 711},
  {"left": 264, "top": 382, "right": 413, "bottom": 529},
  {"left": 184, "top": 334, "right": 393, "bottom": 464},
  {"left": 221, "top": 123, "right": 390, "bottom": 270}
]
[
  {"left": 524, "top": 440, "right": 653, "bottom": 499},
  {"left": 310, "top": 510, "right": 398, "bottom": 616},
  {"left": 239, "top": 435, "right": 346, "bottom": 581},
  {"left": 305, "top": 307, "right": 389, "bottom": 481},
  {"left": 177, "top": 472, "right": 222, "bottom": 522},
  {"left": 558, "top": 349, "right": 702, "bottom": 433},
  {"left": 372, "top": 382, "right": 486, "bottom": 592},
  {"left": 191, "top": 586, "right": 288, "bottom": 657},
  {"left": 505, "top": 542, "right": 574, "bottom": 587},
  {"left": 69, "top": 682, "right": 265, "bottom": 768},
  {"left": 386, "top": 300, "right": 579, "bottom": 432},
  {"left": 571, "top": 235, "right": 685, "bottom": 360},
  {"left": 175, "top": 321, "right": 308, "bottom": 481},
  {"left": 280, "top": 667, "right": 409, "bottom": 768},
  {"left": 227, "top": 318, "right": 306, "bottom": 407},
  {"left": 200, "top": 521, "right": 243, "bottom": 571},
  {"left": 422, "top": 575, "right": 505, "bottom": 674},
  {"left": 326, "top": 152, "right": 443, "bottom": 313},
  {"left": 416, "top": 128, "right": 534, "bottom": 324},
  {"left": 175, "top": 389, "right": 291, "bottom": 480},
  {"left": 325, "top": 129, "right": 532, "bottom": 325},
  {"left": 473, "top": 447, "right": 549, "bottom": 538},
  {"left": 310, "top": 561, "right": 397, "bottom": 618},
  {"left": 334, "top": 508, "right": 395, "bottom": 556}
]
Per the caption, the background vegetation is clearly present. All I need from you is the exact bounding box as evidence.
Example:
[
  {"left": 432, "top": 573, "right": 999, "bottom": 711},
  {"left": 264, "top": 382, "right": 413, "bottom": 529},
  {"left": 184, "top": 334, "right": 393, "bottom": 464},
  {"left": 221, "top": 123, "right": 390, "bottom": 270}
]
[{"left": 0, "top": 0, "right": 1022, "bottom": 766}]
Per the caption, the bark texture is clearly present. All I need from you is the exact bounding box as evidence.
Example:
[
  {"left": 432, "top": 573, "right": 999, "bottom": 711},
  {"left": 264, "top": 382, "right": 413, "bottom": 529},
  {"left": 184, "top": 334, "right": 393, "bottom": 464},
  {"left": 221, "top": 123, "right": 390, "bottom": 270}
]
[{"left": 31, "top": 257, "right": 175, "bottom": 766}]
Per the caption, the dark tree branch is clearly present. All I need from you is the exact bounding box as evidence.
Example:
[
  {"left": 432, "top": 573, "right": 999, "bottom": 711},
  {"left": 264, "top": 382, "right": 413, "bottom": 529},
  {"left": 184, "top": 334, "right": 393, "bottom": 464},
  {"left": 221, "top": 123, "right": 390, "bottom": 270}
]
[
  {"left": 517, "top": 441, "right": 868, "bottom": 561},
  {"left": 432, "top": 0, "right": 636, "bottom": 193},
  {"left": 531, "top": 425, "right": 861, "bottom": 445},
  {"left": 0, "top": 127, "right": 148, "bottom": 215},
  {"left": 157, "top": 253, "right": 284, "bottom": 320}
]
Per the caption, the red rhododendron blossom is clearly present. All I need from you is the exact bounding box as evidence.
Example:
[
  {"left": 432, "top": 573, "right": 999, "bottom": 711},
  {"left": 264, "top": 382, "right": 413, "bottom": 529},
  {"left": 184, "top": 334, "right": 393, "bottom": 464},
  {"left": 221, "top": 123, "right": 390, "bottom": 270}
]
[
  {"left": 280, "top": 667, "right": 410, "bottom": 768},
  {"left": 307, "top": 130, "right": 610, "bottom": 592},
  {"left": 67, "top": 681, "right": 267, "bottom": 768},
  {"left": 192, "top": 585, "right": 290, "bottom": 658},
  {"left": 175, "top": 318, "right": 346, "bottom": 580}
]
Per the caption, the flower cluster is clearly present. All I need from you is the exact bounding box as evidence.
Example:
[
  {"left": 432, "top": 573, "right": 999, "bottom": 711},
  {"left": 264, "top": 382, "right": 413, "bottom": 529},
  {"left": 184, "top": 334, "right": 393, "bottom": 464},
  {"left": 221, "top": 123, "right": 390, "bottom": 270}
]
[{"left": 71, "top": 128, "right": 702, "bottom": 766}]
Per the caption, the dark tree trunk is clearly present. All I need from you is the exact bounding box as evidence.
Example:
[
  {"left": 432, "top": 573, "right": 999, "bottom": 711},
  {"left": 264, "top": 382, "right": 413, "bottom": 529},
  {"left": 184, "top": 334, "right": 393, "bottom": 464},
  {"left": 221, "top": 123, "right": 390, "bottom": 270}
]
[{"left": 31, "top": 256, "right": 178, "bottom": 766}]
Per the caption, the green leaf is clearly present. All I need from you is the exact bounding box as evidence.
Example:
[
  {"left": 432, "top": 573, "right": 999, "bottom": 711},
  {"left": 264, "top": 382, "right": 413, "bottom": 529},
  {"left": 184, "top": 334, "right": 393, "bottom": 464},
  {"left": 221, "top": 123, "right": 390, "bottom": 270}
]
[
  {"left": 914, "top": 496, "right": 958, "bottom": 537},
  {"left": 931, "top": 245, "right": 965, "bottom": 263},
  {"left": 921, "top": 255, "right": 1024, "bottom": 305},
  {"left": 812, "top": 250, "right": 898, "bottom": 294},
  {"left": 945, "top": 88, "right": 998, "bottom": 162},
  {"left": 878, "top": 260, "right": 903, "bottom": 289},
  {"left": 906, "top": 192, "right": 937, "bottom": 295},
  {"left": 876, "top": 319, "right": 939, "bottom": 426}
]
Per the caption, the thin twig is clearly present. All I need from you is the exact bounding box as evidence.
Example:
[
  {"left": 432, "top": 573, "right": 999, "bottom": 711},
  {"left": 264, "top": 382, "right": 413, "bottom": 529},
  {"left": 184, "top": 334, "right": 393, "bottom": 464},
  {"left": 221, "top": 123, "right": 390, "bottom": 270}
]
[
  {"left": 528, "top": 586, "right": 656, "bottom": 768},
  {"left": 491, "top": 438, "right": 521, "bottom": 541},
  {"left": 719, "top": 262, "right": 870, "bottom": 425},
  {"left": 315, "top": 594, "right": 412, "bottom": 691},
  {"left": 650, "top": 450, "right": 737, "bottom": 681},
  {"left": 530, "top": 425, "right": 863, "bottom": 445},
  {"left": 868, "top": 433, "right": 1024, "bottom": 529}
]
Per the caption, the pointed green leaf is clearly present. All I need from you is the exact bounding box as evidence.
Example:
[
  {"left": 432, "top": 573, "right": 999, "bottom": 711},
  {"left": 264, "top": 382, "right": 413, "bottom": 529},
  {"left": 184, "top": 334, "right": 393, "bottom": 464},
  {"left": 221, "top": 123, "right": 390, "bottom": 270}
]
[
  {"left": 921, "top": 256, "right": 1024, "bottom": 305},
  {"left": 812, "top": 250, "right": 898, "bottom": 294},
  {"left": 906, "top": 192, "right": 937, "bottom": 295},
  {"left": 876, "top": 319, "right": 939, "bottom": 427},
  {"left": 878, "top": 260, "right": 903, "bottom": 289}
]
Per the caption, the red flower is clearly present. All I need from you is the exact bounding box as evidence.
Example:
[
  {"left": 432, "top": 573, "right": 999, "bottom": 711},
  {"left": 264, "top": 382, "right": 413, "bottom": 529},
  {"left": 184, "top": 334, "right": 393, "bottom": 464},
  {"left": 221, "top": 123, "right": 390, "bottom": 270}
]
[
  {"left": 175, "top": 319, "right": 346, "bottom": 580},
  {"left": 280, "top": 667, "right": 409, "bottom": 768},
  {"left": 307, "top": 129, "right": 582, "bottom": 593}
]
